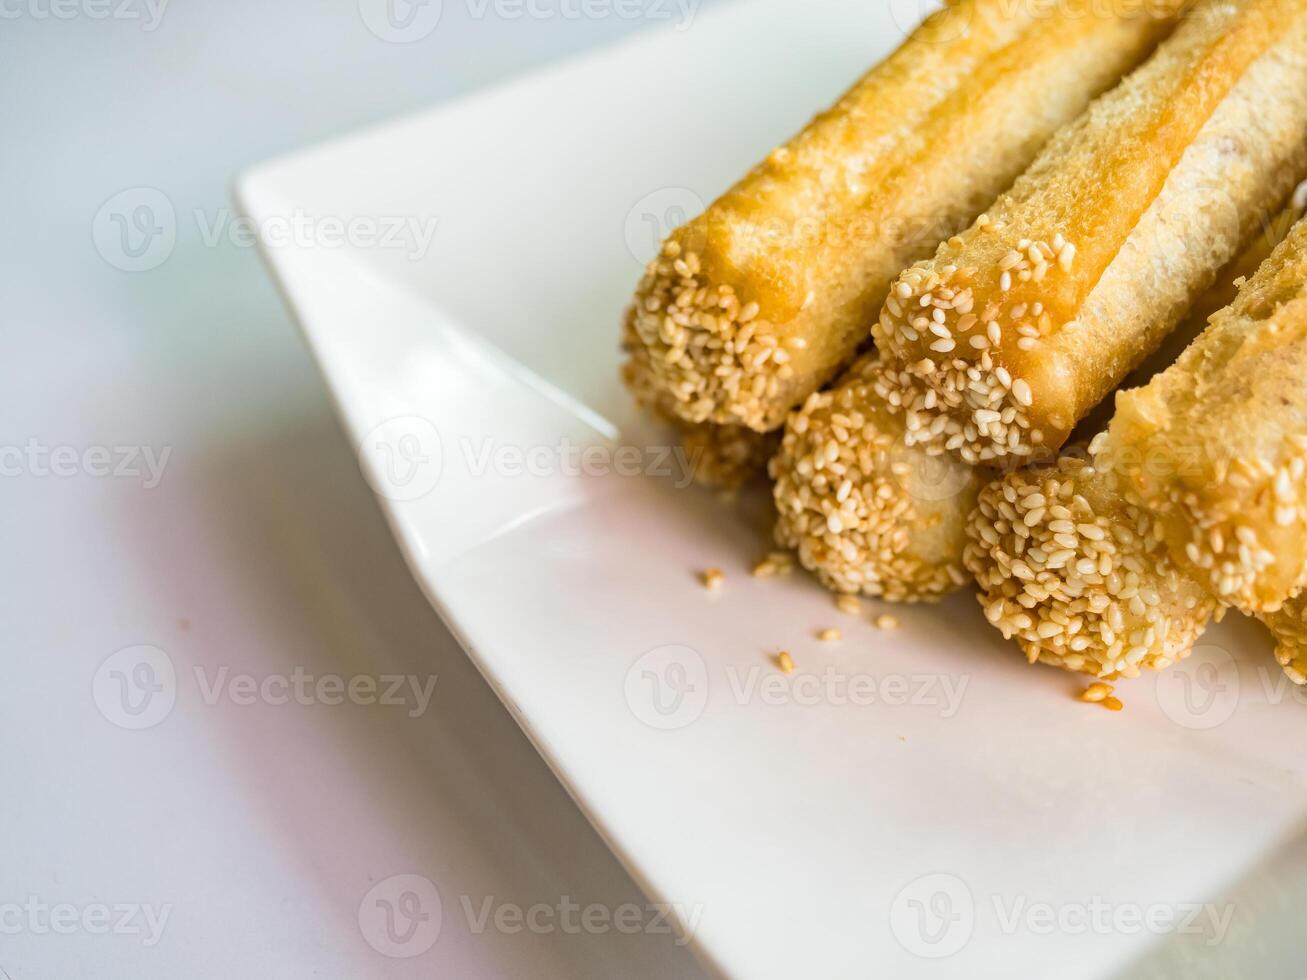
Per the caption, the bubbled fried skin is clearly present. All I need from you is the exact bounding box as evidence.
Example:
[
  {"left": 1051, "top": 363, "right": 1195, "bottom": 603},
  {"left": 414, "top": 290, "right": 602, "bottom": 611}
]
[
  {"left": 1104, "top": 210, "right": 1307, "bottom": 613},
  {"left": 875, "top": 0, "right": 1307, "bottom": 466},
  {"left": 623, "top": 0, "right": 1182, "bottom": 434}
]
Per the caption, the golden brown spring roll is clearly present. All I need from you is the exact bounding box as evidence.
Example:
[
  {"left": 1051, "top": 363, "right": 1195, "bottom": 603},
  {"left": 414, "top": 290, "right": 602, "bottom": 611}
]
[
  {"left": 772, "top": 186, "right": 1302, "bottom": 606},
  {"left": 623, "top": 0, "right": 1182, "bottom": 436},
  {"left": 875, "top": 0, "right": 1307, "bottom": 467},
  {"left": 967, "top": 202, "right": 1307, "bottom": 678}
]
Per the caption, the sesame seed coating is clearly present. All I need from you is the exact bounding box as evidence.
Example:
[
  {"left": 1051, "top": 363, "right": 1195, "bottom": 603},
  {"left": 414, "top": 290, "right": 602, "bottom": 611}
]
[
  {"left": 1259, "top": 597, "right": 1307, "bottom": 684},
  {"left": 772, "top": 355, "right": 985, "bottom": 603},
  {"left": 964, "top": 458, "right": 1217, "bottom": 678},
  {"left": 1102, "top": 208, "right": 1307, "bottom": 613},
  {"left": 874, "top": 0, "right": 1307, "bottom": 465},
  {"left": 621, "top": 0, "right": 1184, "bottom": 432}
]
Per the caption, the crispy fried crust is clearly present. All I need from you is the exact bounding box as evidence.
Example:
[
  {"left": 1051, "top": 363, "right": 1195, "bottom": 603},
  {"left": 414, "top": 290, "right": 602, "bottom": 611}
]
[
  {"left": 623, "top": 0, "right": 1181, "bottom": 433},
  {"left": 776, "top": 187, "right": 1307, "bottom": 610},
  {"left": 876, "top": 0, "right": 1307, "bottom": 465},
  {"left": 1103, "top": 211, "right": 1307, "bottom": 612},
  {"left": 964, "top": 189, "right": 1307, "bottom": 674}
]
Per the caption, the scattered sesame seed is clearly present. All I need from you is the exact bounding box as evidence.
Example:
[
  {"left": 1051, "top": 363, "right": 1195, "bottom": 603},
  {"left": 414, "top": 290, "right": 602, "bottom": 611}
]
[
  {"left": 874, "top": 613, "right": 900, "bottom": 630},
  {"left": 701, "top": 568, "right": 724, "bottom": 591},
  {"left": 1079, "top": 682, "right": 1113, "bottom": 703},
  {"left": 837, "top": 595, "right": 862, "bottom": 616},
  {"left": 818, "top": 628, "right": 842, "bottom": 642},
  {"left": 776, "top": 650, "right": 795, "bottom": 674},
  {"left": 1101, "top": 696, "right": 1123, "bottom": 712}
]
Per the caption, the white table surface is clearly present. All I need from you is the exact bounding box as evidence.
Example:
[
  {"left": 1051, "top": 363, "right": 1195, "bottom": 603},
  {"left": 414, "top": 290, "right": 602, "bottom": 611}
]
[{"left": 0, "top": 3, "right": 727, "bottom": 976}]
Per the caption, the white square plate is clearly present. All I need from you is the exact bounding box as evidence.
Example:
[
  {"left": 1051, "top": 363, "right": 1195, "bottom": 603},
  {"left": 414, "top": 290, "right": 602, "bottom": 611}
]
[{"left": 237, "top": 3, "right": 1307, "bottom": 976}]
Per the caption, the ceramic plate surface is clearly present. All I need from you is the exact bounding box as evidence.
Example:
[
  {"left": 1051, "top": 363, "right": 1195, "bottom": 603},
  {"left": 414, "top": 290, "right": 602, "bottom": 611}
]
[{"left": 237, "top": 3, "right": 1307, "bottom": 975}]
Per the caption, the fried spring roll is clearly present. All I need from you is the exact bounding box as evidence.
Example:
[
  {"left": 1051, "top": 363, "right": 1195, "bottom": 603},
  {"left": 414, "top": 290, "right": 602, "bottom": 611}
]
[
  {"left": 966, "top": 202, "right": 1307, "bottom": 678},
  {"left": 876, "top": 0, "right": 1307, "bottom": 466},
  {"left": 771, "top": 354, "right": 985, "bottom": 601},
  {"left": 1101, "top": 208, "right": 1307, "bottom": 612},
  {"left": 774, "top": 183, "right": 1307, "bottom": 607},
  {"left": 623, "top": 0, "right": 1182, "bottom": 435}
]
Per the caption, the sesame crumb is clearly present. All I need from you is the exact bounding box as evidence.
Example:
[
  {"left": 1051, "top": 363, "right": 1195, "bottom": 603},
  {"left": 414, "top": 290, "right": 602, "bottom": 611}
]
[
  {"left": 1079, "top": 682, "right": 1113, "bottom": 703},
  {"left": 701, "top": 568, "right": 724, "bottom": 591},
  {"left": 752, "top": 551, "right": 794, "bottom": 578}
]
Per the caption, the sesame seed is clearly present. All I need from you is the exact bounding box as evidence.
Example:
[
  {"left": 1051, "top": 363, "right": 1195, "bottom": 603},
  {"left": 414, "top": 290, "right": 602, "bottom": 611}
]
[
  {"left": 701, "top": 568, "right": 724, "bottom": 591},
  {"left": 776, "top": 650, "right": 795, "bottom": 674},
  {"left": 1080, "top": 682, "right": 1113, "bottom": 703},
  {"left": 874, "top": 614, "right": 899, "bottom": 630},
  {"left": 818, "top": 628, "right": 842, "bottom": 642}
]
